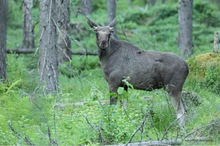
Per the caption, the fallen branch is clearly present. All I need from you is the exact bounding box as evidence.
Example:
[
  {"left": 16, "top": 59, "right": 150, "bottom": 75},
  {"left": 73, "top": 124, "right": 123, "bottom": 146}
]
[
  {"left": 183, "top": 121, "right": 220, "bottom": 140},
  {"left": 112, "top": 140, "right": 182, "bottom": 146},
  {"left": 184, "top": 137, "right": 212, "bottom": 141},
  {"left": 6, "top": 48, "right": 35, "bottom": 54},
  {"left": 6, "top": 48, "right": 98, "bottom": 56},
  {"left": 53, "top": 100, "right": 109, "bottom": 108}
]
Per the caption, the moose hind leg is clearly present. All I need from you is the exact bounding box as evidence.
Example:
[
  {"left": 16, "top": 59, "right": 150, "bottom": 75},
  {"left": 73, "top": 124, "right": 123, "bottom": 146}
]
[{"left": 170, "top": 91, "right": 186, "bottom": 128}]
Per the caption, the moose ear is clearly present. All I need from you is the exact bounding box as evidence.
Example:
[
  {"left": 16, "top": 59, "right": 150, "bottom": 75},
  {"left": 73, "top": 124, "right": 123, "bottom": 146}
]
[
  {"left": 108, "top": 18, "right": 116, "bottom": 28},
  {"left": 87, "top": 18, "right": 98, "bottom": 29}
]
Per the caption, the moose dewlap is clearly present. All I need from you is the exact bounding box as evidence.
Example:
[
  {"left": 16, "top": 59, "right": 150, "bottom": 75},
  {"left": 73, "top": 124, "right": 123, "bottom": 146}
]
[{"left": 87, "top": 18, "right": 189, "bottom": 128}]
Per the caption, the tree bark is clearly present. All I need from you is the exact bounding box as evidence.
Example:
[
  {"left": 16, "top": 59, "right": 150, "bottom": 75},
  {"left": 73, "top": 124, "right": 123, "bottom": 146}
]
[
  {"left": 39, "top": 0, "right": 58, "bottom": 94},
  {"left": 0, "top": 0, "right": 8, "bottom": 82},
  {"left": 151, "top": 0, "right": 156, "bottom": 6},
  {"left": 107, "top": 0, "right": 117, "bottom": 38},
  {"left": 22, "top": 0, "right": 34, "bottom": 49},
  {"left": 81, "top": 0, "right": 92, "bottom": 16},
  {"left": 213, "top": 32, "right": 218, "bottom": 54},
  {"left": 218, "top": 0, "right": 220, "bottom": 10},
  {"left": 178, "top": 0, "right": 193, "bottom": 59},
  {"left": 57, "top": 0, "right": 72, "bottom": 64}
]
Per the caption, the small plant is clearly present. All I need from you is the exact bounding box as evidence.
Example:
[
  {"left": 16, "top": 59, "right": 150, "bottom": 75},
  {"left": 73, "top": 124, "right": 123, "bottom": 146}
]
[
  {"left": 204, "top": 66, "right": 220, "bottom": 94},
  {"left": 117, "top": 77, "right": 134, "bottom": 102}
]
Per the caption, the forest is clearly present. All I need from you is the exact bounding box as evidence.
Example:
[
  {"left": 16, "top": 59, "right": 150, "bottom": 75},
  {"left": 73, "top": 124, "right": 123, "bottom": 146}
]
[{"left": 0, "top": 0, "right": 220, "bottom": 145}]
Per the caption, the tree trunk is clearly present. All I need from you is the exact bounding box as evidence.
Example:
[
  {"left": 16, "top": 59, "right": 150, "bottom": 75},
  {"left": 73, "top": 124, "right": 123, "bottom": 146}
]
[
  {"left": 22, "top": 0, "right": 34, "bottom": 49},
  {"left": 57, "top": 0, "right": 72, "bottom": 64},
  {"left": 0, "top": 0, "right": 8, "bottom": 82},
  {"left": 213, "top": 32, "right": 218, "bottom": 54},
  {"left": 107, "top": 0, "right": 117, "bottom": 38},
  {"left": 128, "top": 0, "right": 134, "bottom": 5},
  {"left": 178, "top": 0, "right": 193, "bottom": 59},
  {"left": 39, "top": 0, "right": 58, "bottom": 94},
  {"left": 218, "top": 0, "right": 220, "bottom": 10},
  {"left": 81, "top": 0, "right": 92, "bottom": 16},
  {"left": 151, "top": 0, "right": 156, "bottom": 6}
]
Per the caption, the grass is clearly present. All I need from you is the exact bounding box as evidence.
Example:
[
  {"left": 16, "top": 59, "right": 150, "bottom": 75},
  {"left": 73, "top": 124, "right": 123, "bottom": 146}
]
[{"left": 1, "top": 60, "right": 220, "bottom": 144}]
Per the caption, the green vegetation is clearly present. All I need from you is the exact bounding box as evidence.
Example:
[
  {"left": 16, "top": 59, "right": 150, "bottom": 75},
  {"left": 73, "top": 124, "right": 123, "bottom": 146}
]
[{"left": 1, "top": 0, "right": 219, "bottom": 145}]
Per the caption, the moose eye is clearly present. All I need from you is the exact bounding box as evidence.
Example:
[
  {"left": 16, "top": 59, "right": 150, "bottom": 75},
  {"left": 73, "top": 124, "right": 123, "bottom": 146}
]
[{"left": 108, "top": 34, "right": 111, "bottom": 40}]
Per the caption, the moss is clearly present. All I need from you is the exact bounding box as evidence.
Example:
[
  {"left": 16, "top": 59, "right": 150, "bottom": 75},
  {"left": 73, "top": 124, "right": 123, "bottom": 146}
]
[
  {"left": 187, "top": 53, "right": 220, "bottom": 93},
  {"left": 188, "top": 53, "right": 220, "bottom": 79}
]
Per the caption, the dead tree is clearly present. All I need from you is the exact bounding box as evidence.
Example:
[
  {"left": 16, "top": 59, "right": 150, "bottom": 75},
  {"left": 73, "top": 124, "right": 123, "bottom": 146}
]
[
  {"left": 39, "top": 0, "right": 59, "bottom": 94},
  {"left": 178, "top": 0, "right": 193, "bottom": 59},
  {"left": 107, "top": 0, "right": 117, "bottom": 38},
  {"left": 0, "top": 0, "right": 8, "bottom": 81},
  {"left": 22, "top": 0, "right": 34, "bottom": 49},
  {"left": 213, "top": 32, "right": 219, "bottom": 54},
  {"left": 57, "top": 0, "right": 72, "bottom": 64},
  {"left": 81, "top": 0, "right": 92, "bottom": 16}
]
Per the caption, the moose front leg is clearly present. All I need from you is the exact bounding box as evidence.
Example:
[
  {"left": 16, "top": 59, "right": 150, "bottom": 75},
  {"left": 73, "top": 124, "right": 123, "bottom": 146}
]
[
  {"left": 108, "top": 72, "right": 123, "bottom": 105},
  {"left": 109, "top": 84, "right": 128, "bottom": 107},
  {"left": 109, "top": 84, "right": 119, "bottom": 105}
]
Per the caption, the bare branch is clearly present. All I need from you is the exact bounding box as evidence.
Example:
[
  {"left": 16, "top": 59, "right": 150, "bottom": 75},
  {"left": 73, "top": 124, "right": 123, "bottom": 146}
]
[
  {"left": 8, "top": 121, "right": 36, "bottom": 146},
  {"left": 183, "top": 121, "right": 220, "bottom": 140},
  {"left": 6, "top": 48, "right": 98, "bottom": 56},
  {"left": 126, "top": 112, "right": 149, "bottom": 145},
  {"left": 161, "top": 117, "right": 180, "bottom": 140}
]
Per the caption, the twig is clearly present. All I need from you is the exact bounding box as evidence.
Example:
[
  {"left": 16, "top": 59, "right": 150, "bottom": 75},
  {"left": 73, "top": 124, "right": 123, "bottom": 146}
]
[
  {"left": 126, "top": 112, "right": 149, "bottom": 145},
  {"left": 149, "top": 108, "right": 160, "bottom": 140},
  {"left": 8, "top": 121, "right": 22, "bottom": 139},
  {"left": 161, "top": 117, "right": 180, "bottom": 140},
  {"left": 8, "top": 121, "right": 36, "bottom": 146},
  {"left": 123, "top": 105, "right": 133, "bottom": 123},
  {"left": 31, "top": 100, "right": 58, "bottom": 145},
  {"left": 183, "top": 121, "right": 220, "bottom": 140},
  {"left": 81, "top": 115, "right": 97, "bottom": 132},
  {"left": 98, "top": 121, "right": 106, "bottom": 144}
]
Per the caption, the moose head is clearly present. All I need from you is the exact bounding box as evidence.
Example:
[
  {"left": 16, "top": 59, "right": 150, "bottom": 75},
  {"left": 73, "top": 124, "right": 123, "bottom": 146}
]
[{"left": 87, "top": 18, "right": 116, "bottom": 50}]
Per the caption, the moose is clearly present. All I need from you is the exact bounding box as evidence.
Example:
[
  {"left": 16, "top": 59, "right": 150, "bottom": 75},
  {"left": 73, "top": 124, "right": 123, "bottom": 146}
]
[{"left": 87, "top": 18, "right": 189, "bottom": 128}]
